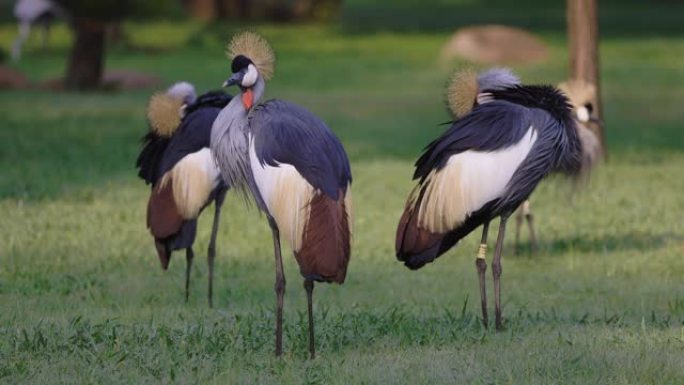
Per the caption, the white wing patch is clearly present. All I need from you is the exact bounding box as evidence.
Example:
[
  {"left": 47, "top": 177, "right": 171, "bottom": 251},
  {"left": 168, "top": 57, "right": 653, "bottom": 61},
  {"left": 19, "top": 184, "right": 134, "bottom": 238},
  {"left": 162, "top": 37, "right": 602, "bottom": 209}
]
[
  {"left": 249, "top": 138, "right": 314, "bottom": 252},
  {"left": 418, "top": 127, "right": 537, "bottom": 233},
  {"left": 160, "top": 148, "right": 220, "bottom": 219}
]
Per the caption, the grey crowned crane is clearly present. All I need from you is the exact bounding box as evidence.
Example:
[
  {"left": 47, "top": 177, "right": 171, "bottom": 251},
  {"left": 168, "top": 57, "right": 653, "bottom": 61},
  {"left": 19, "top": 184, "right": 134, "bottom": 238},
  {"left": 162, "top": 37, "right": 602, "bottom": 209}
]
[
  {"left": 210, "top": 32, "right": 352, "bottom": 358},
  {"left": 136, "top": 82, "right": 232, "bottom": 307},
  {"left": 395, "top": 68, "right": 582, "bottom": 330},
  {"left": 437, "top": 69, "right": 602, "bottom": 253}
]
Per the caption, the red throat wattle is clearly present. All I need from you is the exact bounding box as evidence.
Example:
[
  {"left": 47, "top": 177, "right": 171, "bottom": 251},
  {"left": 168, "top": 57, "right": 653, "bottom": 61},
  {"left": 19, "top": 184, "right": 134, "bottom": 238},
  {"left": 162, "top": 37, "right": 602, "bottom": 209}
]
[{"left": 242, "top": 89, "right": 254, "bottom": 110}]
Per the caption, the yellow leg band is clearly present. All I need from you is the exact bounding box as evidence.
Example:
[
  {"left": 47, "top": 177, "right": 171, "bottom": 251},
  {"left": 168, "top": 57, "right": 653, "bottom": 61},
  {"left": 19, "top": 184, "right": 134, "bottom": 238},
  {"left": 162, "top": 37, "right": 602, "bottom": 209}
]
[{"left": 476, "top": 243, "right": 487, "bottom": 260}]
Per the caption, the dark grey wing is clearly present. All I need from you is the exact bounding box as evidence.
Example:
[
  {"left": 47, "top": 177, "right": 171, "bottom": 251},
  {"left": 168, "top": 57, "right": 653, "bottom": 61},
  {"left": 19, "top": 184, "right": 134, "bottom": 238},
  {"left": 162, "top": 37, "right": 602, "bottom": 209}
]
[
  {"left": 137, "top": 104, "right": 224, "bottom": 185},
  {"left": 184, "top": 90, "right": 232, "bottom": 115},
  {"left": 136, "top": 132, "right": 170, "bottom": 185},
  {"left": 138, "top": 88, "right": 232, "bottom": 185},
  {"left": 158, "top": 107, "right": 221, "bottom": 176},
  {"left": 415, "top": 98, "right": 576, "bottom": 214},
  {"left": 414, "top": 101, "right": 535, "bottom": 182},
  {"left": 249, "top": 100, "right": 352, "bottom": 199},
  {"left": 488, "top": 84, "right": 582, "bottom": 177},
  {"left": 494, "top": 108, "right": 575, "bottom": 212}
]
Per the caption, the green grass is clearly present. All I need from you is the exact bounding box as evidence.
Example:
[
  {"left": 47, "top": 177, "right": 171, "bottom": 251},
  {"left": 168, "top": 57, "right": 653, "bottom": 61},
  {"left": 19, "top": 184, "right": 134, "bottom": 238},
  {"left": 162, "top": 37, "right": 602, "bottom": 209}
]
[{"left": 1, "top": 5, "right": 684, "bottom": 383}]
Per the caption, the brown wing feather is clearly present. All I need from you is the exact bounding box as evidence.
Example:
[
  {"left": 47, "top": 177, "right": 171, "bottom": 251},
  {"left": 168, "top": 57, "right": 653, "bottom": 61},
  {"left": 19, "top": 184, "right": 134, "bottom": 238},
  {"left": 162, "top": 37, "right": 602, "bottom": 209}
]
[
  {"left": 147, "top": 177, "right": 184, "bottom": 238},
  {"left": 147, "top": 176, "right": 183, "bottom": 269},
  {"left": 154, "top": 239, "right": 171, "bottom": 270},
  {"left": 295, "top": 190, "right": 351, "bottom": 284},
  {"left": 395, "top": 194, "right": 444, "bottom": 258}
]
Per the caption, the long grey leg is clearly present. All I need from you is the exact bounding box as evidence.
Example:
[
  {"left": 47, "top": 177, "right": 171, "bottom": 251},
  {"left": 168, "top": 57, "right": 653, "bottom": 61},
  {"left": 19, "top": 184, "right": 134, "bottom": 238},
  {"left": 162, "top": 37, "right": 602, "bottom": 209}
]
[
  {"left": 514, "top": 205, "right": 524, "bottom": 254},
  {"left": 41, "top": 22, "right": 51, "bottom": 49},
  {"left": 524, "top": 201, "right": 538, "bottom": 254},
  {"left": 268, "top": 216, "right": 286, "bottom": 357},
  {"left": 185, "top": 247, "right": 194, "bottom": 302},
  {"left": 207, "top": 189, "right": 227, "bottom": 308},
  {"left": 12, "top": 22, "right": 31, "bottom": 61},
  {"left": 304, "top": 279, "right": 315, "bottom": 359},
  {"left": 492, "top": 214, "right": 510, "bottom": 331},
  {"left": 476, "top": 221, "right": 490, "bottom": 328}
]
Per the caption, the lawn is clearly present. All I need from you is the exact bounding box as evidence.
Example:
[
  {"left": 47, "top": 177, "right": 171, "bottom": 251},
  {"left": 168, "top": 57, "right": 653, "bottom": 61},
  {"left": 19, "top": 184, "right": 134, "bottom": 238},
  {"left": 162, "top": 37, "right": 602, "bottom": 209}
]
[{"left": 1, "top": 2, "right": 684, "bottom": 383}]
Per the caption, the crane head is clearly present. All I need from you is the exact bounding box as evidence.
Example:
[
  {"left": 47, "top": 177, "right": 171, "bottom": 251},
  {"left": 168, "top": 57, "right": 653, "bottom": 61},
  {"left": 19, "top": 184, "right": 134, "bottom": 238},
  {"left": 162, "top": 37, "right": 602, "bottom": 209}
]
[
  {"left": 558, "top": 80, "right": 601, "bottom": 124},
  {"left": 222, "top": 32, "right": 275, "bottom": 110},
  {"left": 224, "top": 55, "right": 259, "bottom": 88},
  {"left": 225, "top": 31, "right": 275, "bottom": 83}
]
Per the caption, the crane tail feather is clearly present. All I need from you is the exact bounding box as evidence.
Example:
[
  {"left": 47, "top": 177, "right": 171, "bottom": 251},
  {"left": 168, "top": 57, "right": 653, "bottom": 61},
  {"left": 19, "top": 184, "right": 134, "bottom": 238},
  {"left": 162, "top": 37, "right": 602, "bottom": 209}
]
[
  {"left": 395, "top": 191, "right": 447, "bottom": 269},
  {"left": 147, "top": 176, "right": 184, "bottom": 269},
  {"left": 295, "top": 189, "right": 351, "bottom": 283},
  {"left": 154, "top": 239, "right": 171, "bottom": 270},
  {"left": 396, "top": 184, "right": 492, "bottom": 270}
]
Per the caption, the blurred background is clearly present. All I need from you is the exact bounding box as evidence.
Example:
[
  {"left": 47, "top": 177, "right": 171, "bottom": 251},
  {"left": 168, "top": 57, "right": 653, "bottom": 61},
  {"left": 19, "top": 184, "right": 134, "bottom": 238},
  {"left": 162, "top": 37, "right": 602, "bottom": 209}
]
[
  {"left": 0, "top": 0, "right": 682, "bottom": 197},
  {"left": 1, "top": 0, "right": 683, "bottom": 383}
]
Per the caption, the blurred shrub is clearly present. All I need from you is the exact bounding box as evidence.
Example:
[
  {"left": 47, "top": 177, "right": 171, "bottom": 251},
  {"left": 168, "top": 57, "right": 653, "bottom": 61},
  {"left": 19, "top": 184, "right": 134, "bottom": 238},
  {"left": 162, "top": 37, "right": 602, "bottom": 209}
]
[
  {"left": 0, "top": 0, "right": 13, "bottom": 22},
  {"left": 53, "top": 0, "right": 183, "bottom": 21},
  {"left": 129, "top": 0, "right": 187, "bottom": 20},
  {"left": 54, "top": 0, "right": 129, "bottom": 20},
  {"left": 184, "top": 0, "right": 343, "bottom": 22}
]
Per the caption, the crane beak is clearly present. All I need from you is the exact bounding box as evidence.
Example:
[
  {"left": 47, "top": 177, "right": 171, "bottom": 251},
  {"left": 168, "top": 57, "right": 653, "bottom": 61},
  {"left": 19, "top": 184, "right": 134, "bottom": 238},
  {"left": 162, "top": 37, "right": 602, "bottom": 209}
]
[{"left": 223, "top": 72, "right": 243, "bottom": 87}]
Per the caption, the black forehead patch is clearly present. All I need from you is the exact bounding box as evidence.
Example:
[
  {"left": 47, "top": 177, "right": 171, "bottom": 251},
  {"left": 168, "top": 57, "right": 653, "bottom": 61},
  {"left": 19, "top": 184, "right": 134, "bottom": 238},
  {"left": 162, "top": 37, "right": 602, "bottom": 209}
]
[{"left": 231, "top": 55, "right": 253, "bottom": 73}]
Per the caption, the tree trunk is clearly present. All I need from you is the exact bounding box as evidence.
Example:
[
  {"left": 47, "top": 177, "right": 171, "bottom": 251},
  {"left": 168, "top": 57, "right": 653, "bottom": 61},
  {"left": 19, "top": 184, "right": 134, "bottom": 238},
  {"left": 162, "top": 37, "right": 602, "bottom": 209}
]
[
  {"left": 217, "top": 0, "right": 250, "bottom": 18},
  {"left": 279, "top": 0, "right": 343, "bottom": 21},
  {"left": 187, "top": 0, "right": 218, "bottom": 21},
  {"left": 567, "top": 0, "right": 606, "bottom": 155},
  {"left": 65, "top": 18, "right": 105, "bottom": 90},
  {"left": 292, "top": 0, "right": 315, "bottom": 19}
]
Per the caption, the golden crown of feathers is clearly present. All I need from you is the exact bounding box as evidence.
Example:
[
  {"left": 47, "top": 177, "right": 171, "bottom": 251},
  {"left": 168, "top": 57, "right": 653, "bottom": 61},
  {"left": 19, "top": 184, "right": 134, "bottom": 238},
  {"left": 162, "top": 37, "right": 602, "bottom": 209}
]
[
  {"left": 227, "top": 32, "right": 275, "bottom": 80},
  {"left": 445, "top": 68, "right": 478, "bottom": 118},
  {"left": 147, "top": 93, "right": 183, "bottom": 137}
]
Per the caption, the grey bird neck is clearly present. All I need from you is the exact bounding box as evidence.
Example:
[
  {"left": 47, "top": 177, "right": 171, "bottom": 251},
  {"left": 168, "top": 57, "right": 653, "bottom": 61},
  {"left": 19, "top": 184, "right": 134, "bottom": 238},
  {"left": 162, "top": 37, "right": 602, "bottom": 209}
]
[{"left": 210, "top": 76, "right": 266, "bottom": 205}]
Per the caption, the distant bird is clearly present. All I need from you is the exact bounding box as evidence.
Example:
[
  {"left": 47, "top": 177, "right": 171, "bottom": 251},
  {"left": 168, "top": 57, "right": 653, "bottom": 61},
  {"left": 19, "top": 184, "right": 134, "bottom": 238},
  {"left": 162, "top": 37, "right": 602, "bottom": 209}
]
[
  {"left": 557, "top": 79, "right": 602, "bottom": 172},
  {"left": 512, "top": 79, "right": 602, "bottom": 253},
  {"left": 395, "top": 68, "right": 581, "bottom": 329},
  {"left": 136, "top": 82, "right": 231, "bottom": 307},
  {"left": 211, "top": 32, "right": 352, "bottom": 358},
  {"left": 12, "top": 0, "right": 60, "bottom": 61}
]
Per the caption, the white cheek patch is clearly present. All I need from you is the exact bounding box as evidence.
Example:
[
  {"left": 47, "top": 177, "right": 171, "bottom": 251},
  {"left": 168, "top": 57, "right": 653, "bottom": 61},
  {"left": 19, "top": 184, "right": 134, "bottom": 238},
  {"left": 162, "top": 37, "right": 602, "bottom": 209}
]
[
  {"left": 241, "top": 64, "right": 258, "bottom": 87},
  {"left": 576, "top": 106, "right": 590, "bottom": 123}
]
